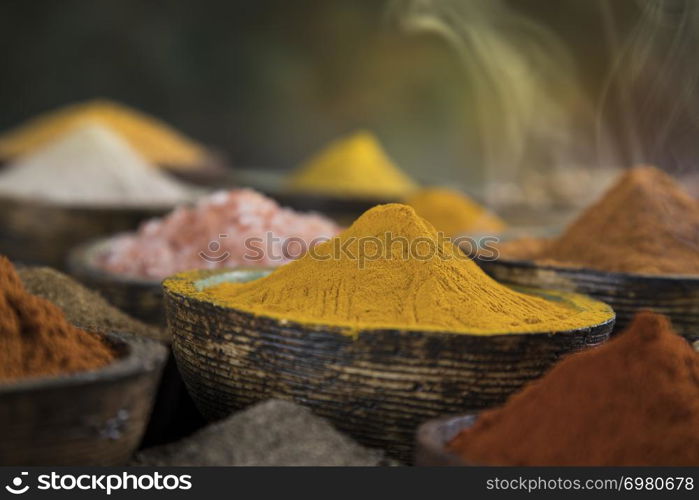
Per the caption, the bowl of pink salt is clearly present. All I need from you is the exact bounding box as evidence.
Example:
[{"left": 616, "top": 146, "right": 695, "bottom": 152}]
[
  {"left": 162, "top": 204, "right": 615, "bottom": 464},
  {"left": 0, "top": 256, "right": 167, "bottom": 466},
  {"left": 68, "top": 188, "right": 340, "bottom": 325},
  {"left": 477, "top": 166, "right": 699, "bottom": 341}
]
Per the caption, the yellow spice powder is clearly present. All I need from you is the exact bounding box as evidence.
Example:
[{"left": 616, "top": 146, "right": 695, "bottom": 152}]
[
  {"left": 186, "top": 204, "right": 612, "bottom": 335},
  {"left": 405, "top": 187, "right": 506, "bottom": 237},
  {"left": 287, "top": 131, "right": 419, "bottom": 199},
  {"left": 0, "top": 99, "right": 206, "bottom": 169}
]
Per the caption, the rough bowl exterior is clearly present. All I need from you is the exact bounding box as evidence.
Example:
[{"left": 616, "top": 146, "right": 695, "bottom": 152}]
[
  {"left": 0, "top": 196, "right": 170, "bottom": 271},
  {"left": 0, "top": 333, "right": 167, "bottom": 465},
  {"left": 69, "top": 237, "right": 164, "bottom": 326},
  {"left": 478, "top": 258, "right": 699, "bottom": 341}
]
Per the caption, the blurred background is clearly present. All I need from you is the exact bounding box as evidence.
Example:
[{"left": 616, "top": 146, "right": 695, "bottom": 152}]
[{"left": 0, "top": 0, "right": 693, "bottom": 203}]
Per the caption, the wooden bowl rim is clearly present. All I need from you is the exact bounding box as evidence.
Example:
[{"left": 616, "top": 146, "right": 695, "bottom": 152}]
[
  {"left": 68, "top": 236, "right": 164, "bottom": 287},
  {"left": 163, "top": 268, "right": 616, "bottom": 339},
  {"left": 0, "top": 190, "right": 201, "bottom": 213},
  {"left": 0, "top": 331, "right": 167, "bottom": 395},
  {"left": 68, "top": 236, "right": 280, "bottom": 287},
  {"left": 0, "top": 193, "right": 177, "bottom": 213},
  {"left": 479, "top": 256, "right": 699, "bottom": 283}
]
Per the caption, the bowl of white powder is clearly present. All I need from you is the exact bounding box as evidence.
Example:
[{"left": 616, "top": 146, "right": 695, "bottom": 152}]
[{"left": 0, "top": 123, "right": 201, "bottom": 269}]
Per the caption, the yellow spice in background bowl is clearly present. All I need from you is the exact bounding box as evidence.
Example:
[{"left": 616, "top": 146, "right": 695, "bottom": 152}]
[
  {"left": 0, "top": 99, "right": 206, "bottom": 169},
  {"left": 190, "top": 204, "right": 612, "bottom": 336},
  {"left": 286, "top": 131, "right": 419, "bottom": 199},
  {"left": 405, "top": 187, "right": 506, "bottom": 237}
]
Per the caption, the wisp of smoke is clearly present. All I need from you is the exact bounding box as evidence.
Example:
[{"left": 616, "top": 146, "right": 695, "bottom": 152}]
[
  {"left": 600, "top": 0, "right": 699, "bottom": 174},
  {"left": 387, "top": 0, "right": 596, "bottom": 205}
]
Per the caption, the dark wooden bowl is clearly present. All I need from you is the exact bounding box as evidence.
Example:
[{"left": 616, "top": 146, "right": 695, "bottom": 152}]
[
  {"left": 477, "top": 258, "right": 699, "bottom": 341},
  {"left": 163, "top": 269, "right": 615, "bottom": 463},
  {"left": 68, "top": 237, "right": 165, "bottom": 326},
  {"left": 415, "top": 413, "right": 478, "bottom": 466},
  {"left": 0, "top": 331, "right": 167, "bottom": 465},
  {"left": 0, "top": 195, "right": 173, "bottom": 271},
  {"left": 163, "top": 149, "right": 231, "bottom": 187}
]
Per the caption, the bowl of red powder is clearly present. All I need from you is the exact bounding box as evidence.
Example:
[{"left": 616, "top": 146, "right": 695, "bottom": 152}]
[
  {"left": 478, "top": 166, "right": 699, "bottom": 341},
  {"left": 416, "top": 311, "right": 699, "bottom": 466},
  {"left": 68, "top": 188, "right": 340, "bottom": 325},
  {"left": 0, "top": 256, "right": 167, "bottom": 465}
]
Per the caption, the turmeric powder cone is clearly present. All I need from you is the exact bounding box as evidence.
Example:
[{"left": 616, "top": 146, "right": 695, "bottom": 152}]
[
  {"left": 286, "top": 131, "right": 419, "bottom": 200},
  {"left": 191, "top": 204, "right": 611, "bottom": 335},
  {"left": 404, "top": 187, "right": 506, "bottom": 237}
]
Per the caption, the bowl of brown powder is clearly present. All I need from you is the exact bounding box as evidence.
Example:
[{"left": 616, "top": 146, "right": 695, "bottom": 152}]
[
  {"left": 0, "top": 256, "right": 168, "bottom": 465},
  {"left": 162, "top": 204, "right": 615, "bottom": 463},
  {"left": 416, "top": 311, "right": 699, "bottom": 466},
  {"left": 478, "top": 165, "right": 699, "bottom": 341}
]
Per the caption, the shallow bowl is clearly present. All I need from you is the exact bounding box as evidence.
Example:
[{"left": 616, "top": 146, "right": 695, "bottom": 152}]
[
  {"left": 478, "top": 258, "right": 699, "bottom": 341},
  {"left": 0, "top": 332, "right": 167, "bottom": 465},
  {"left": 68, "top": 236, "right": 164, "bottom": 325},
  {"left": 0, "top": 196, "right": 172, "bottom": 270}
]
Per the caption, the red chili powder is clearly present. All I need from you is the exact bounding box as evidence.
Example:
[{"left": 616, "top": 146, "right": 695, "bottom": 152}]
[
  {"left": 0, "top": 257, "right": 115, "bottom": 381},
  {"left": 448, "top": 311, "right": 699, "bottom": 465},
  {"left": 499, "top": 166, "right": 699, "bottom": 274}
]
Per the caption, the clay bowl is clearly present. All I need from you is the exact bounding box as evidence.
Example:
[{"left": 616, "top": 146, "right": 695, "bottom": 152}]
[
  {"left": 0, "top": 195, "right": 173, "bottom": 271},
  {"left": 163, "top": 149, "right": 231, "bottom": 187},
  {"left": 0, "top": 332, "right": 167, "bottom": 465},
  {"left": 477, "top": 257, "right": 699, "bottom": 341},
  {"left": 68, "top": 236, "right": 165, "bottom": 326},
  {"left": 163, "top": 269, "right": 615, "bottom": 463}
]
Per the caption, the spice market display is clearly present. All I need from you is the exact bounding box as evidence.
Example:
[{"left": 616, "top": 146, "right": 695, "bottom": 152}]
[{"left": 2, "top": 2, "right": 699, "bottom": 470}]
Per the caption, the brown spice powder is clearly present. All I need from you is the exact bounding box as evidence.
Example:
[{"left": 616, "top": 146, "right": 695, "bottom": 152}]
[
  {"left": 0, "top": 257, "right": 115, "bottom": 381},
  {"left": 499, "top": 166, "right": 699, "bottom": 274},
  {"left": 449, "top": 311, "right": 699, "bottom": 465},
  {"left": 18, "top": 267, "right": 165, "bottom": 342}
]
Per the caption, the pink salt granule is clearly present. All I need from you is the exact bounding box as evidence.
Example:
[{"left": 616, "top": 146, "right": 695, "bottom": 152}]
[{"left": 97, "top": 188, "right": 340, "bottom": 279}]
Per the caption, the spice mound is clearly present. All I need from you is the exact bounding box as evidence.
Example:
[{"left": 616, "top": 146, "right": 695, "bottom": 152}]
[
  {"left": 0, "top": 257, "right": 115, "bottom": 381},
  {"left": 0, "top": 123, "right": 195, "bottom": 207},
  {"left": 98, "top": 188, "right": 340, "bottom": 280},
  {"left": 499, "top": 165, "right": 699, "bottom": 275},
  {"left": 449, "top": 311, "right": 699, "bottom": 465},
  {"left": 18, "top": 267, "right": 165, "bottom": 342},
  {"left": 132, "top": 399, "right": 393, "bottom": 466},
  {"left": 0, "top": 99, "right": 206, "bottom": 168},
  {"left": 405, "top": 187, "right": 506, "bottom": 237},
  {"left": 287, "top": 131, "right": 419, "bottom": 199},
  {"left": 193, "top": 204, "right": 612, "bottom": 335}
]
